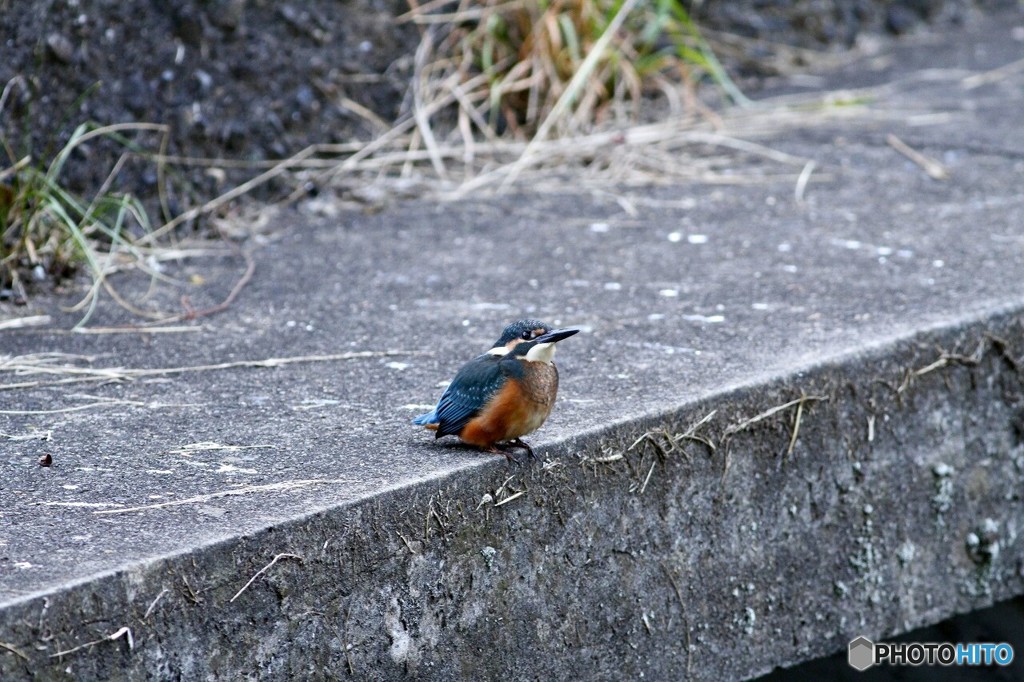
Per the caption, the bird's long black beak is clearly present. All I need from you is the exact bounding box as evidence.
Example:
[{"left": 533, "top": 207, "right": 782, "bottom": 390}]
[{"left": 534, "top": 327, "right": 580, "bottom": 344}]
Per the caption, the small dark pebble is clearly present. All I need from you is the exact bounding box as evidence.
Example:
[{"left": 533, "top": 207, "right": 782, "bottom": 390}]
[
  {"left": 38, "top": 454, "right": 53, "bottom": 467},
  {"left": 886, "top": 5, "right": 919, "bottom": 34}
]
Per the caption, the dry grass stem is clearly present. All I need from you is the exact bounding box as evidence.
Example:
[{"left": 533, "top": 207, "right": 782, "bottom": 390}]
[
  {"left": 0, "top": 315, "right": 52, "bottom": 330},
  {"left": 252, "top": 0, "right": 939, "bottom": 201},
  {"left": 0, "top": 642, "right": 29, "bottom": 661},
  {"left": 127, "top": 79, "right": 908, "bottom": 216},
  {"left": 794, "top": 160, "right": 815, "bottom": 202},
  {"left": 962, "top": 55, "right": 1024, "bottom": 90},
  {"left": 493, "top": 490, "right": 525, "bottom": 506},
  {"left": 71, "top": 325, "right": 203, "bottom": 334},
  {"left": 681, "top": 409, "right": 718, "bottom": 450},
  {"left": 786, "top": 395, "right": 806, "bottom": 456},
  {"left": 629, "top": 408, "right": 717, "bottom": 457},
  {"left": 638, "top": 461, "right": 656, "bottom": 494},
  {"left": 230, "top": 553, "right": 304, "bottom": 603},
  {"left": 168, "top": 441, "right": 273, "bottom": 455},
  {"left": 724, "top": 395, "right": 825, "bottom": 437},
  {"left": 139, "top": 145, "right": 320, "bottom": 245},
  {"left": 49, "top": 626, "right": 133, "bottom": 659},
  {"left": 0, "top": 395, "right": 146, "bottom": 415},
  {"left": 896, "top": 339, "right": 987, "bottom": 394},
  {"left": 143, "top": 588, "right": 170, "bottom": 621},
  {"left": 886, "top": 133, "right": 949, "bottom": 180},
  {"left": 1, "top": 429, "right": 52, "bottom": 441},
  {"left": 592, "top": 452, "right": 625, "bottom": 463},
  {"left": 0, "top": 350, "right": 425, "bottom": 391},
  {"left": 41, "top": 501, "right": 126, "bottom": 508},
  {"left": 93, "top": 479, "right": 353, "bottom": 516}
]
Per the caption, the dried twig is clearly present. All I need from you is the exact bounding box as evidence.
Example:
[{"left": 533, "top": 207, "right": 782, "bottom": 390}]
[{"left": 169, "top": 246, "right": 256, "bottom": 323}]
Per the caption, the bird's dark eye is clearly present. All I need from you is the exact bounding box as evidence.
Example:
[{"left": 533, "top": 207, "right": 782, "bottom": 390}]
[{"left": 521, "top": 330, "right": 532, "bottom": 339}]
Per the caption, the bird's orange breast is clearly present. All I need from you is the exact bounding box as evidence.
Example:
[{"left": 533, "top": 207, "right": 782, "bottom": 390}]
[{"left": 459, "top": 363, "right": 558, "bottom": 448}]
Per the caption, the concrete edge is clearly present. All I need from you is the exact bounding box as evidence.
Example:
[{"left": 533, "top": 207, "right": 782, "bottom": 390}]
[{"left": 3, "top": 303, "right": 1024, "bottom": 679}]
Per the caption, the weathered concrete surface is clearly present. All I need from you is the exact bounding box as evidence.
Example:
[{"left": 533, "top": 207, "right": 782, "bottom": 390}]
[{"left": 2, "top": 8, "right": 1024, "bottom": 681}]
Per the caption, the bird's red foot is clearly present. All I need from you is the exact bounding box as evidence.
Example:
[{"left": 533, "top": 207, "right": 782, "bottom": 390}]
[
  {"left": 508, "top": 438, "right": 536, "bottom": 460},
  {"left": 487, "top": 440, "right": 534, "bottom": 465}
]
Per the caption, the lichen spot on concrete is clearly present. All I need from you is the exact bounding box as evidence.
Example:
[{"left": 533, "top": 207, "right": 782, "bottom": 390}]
[{"left": 385, "top": 596, "right": 418, "bottom": 666}]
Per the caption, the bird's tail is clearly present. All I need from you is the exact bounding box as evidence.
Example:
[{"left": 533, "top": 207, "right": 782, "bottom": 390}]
[{"left": 412, "top": 410, "right": 438, "bottom": 426}]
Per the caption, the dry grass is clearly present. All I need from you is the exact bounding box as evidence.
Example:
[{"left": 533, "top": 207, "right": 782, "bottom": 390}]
[
  {"left": 0, "top": 350, "right": 425, "bottom": 392},
  {"left": 270, "top": 90, "right": 882, "bottom": 206},
  {"left": 0, "top": 114, "right": 171, "bottom": 320},
  {"left": 398, "top": 0, "right": 742, "bottom": 139}
]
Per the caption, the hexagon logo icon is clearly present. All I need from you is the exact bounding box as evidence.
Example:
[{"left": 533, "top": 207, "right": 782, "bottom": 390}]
[{"left": 848, "top": 636, "right": 875, "bottom": 671}]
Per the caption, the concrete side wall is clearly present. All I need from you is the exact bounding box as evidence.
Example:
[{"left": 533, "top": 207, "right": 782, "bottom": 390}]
[{"left": 3, "top": 312, "right": 1023, "bottom": 680}]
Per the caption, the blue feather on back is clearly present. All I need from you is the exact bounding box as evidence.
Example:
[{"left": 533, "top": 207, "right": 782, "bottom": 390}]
[{"left": 414, "top": 353, "right": 510, "bottom": 437}]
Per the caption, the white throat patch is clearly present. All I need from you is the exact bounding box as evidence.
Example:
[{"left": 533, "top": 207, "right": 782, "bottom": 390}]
[{"left": 524, "top": 342, "right": 556, "bottom": 363}]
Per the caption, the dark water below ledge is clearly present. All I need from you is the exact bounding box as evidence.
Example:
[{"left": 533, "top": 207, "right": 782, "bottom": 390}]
[{"left": 755, "top": 595, "right": 1024, "bottom": 681}]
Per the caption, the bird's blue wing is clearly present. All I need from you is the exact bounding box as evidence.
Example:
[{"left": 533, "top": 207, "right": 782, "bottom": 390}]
[{"left": 428, "top": 355, "right": 507, "bottom": 438}]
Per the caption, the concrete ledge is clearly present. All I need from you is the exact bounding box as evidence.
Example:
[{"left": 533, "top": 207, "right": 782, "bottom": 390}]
[{"left": 3, "top": 311, "right": 1024, "bottom": 679}]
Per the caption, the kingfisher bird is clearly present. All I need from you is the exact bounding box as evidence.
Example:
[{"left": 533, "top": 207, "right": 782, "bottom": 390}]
[{"left": 413, "top": 319, "right": 579, "bottom": 460}]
